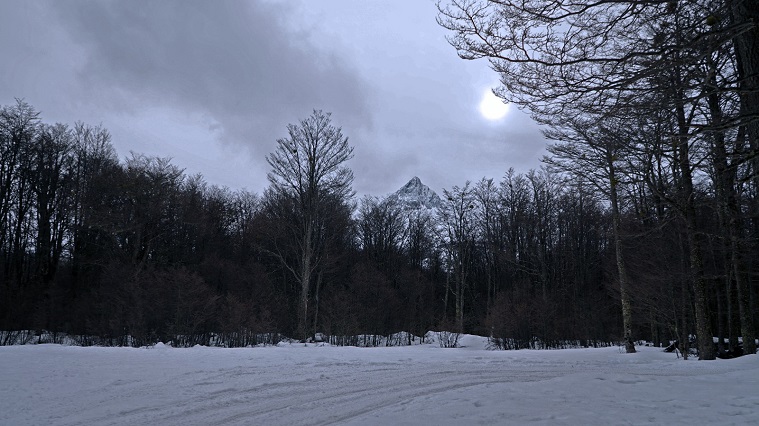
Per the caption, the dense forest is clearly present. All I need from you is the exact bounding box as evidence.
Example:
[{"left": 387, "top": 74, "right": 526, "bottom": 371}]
[
  {"left": 1, "top": 99, "right": 755, "bottom": 357},
  {"left": 2, "top": 0, "right": 758, "bottom": 360}
]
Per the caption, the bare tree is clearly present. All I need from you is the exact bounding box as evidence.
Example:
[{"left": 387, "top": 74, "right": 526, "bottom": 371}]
[
  {"left": 0, "top": 100, "right": 39, "bottom": 285},
  {"left": 441, "top": 182, "right": 476, "bottom": 333},
  {"left": 265, "top": 110, "right": 354, "bottom": 340},
  {"left": 31, "top": 123, "right": 75, "bottom": 286},
  {"left": 357, "top": 196, "right": 405, "bottom": 269},
  {"left": 544, "top": 115, "right": 638, "bottom": 353}
]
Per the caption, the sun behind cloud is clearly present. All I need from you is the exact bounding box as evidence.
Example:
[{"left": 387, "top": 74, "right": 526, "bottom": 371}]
[{"left": 478, "top": 89, "right": 510, "bottom": 121}]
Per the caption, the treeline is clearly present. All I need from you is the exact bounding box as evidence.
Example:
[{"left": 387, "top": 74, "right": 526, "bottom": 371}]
[
  {"left": 1, "top": 97, "right": 757, "bottom": 353},
  {"left": 0, "top": 101, "right": 617, "bottom": 347}
]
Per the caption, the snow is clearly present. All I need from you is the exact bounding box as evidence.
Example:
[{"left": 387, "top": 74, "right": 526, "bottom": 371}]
[
  {"left": 1, "top": 337, "right": 757, "bottom": 425},
  {"left": 388, "top": 176, "right": 443, "bottom": 211}
]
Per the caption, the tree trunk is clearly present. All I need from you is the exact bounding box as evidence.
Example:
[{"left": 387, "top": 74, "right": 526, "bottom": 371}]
[
  {"left": 682, "top": 196, "right": 714, "bottom": 360},
  {"left": 608, "top": 159, "right": 635, "bottom": 353},
  {"left": 299, "top": 226, "right": 313, "bottom": 341},
  {"left": 671, "top": 67, "right": 715, "bottom": 359},
  {"left": 707, "top": 65, "right": 757, "bottom": 356},
  {"left": 730, "top": 0, "right": 759, "bottom": 356},
  {"left": 730, "top": 0, "right": 759, "bottom": 204},
  {"left": 312, "top": 271, "right": 323, "bottom": 337},
  {"left": 456, "top": 267, "right": 464, "bottom": 334}
]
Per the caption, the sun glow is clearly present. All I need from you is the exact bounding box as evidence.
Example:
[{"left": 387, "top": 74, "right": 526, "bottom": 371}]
[{"left": 479, "top": 89, "right": 510, "bottom": 121}]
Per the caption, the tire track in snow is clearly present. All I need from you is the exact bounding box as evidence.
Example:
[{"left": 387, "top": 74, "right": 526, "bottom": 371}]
[{"left": 146, "top": 363, "right": 565, "bottom": 425}]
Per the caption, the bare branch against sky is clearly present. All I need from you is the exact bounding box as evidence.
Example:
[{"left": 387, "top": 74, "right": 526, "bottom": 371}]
[{"left": 0, "top": 0, "right": 544, "bottom": 195}]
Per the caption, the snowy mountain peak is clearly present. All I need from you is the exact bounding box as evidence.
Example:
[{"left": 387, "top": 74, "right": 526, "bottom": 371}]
[
  {"left": 388, "top": 177, "right": 443, "bottom": 211},
  {"left": 403, "top": 176, "right": 423, "bottom": 190}
]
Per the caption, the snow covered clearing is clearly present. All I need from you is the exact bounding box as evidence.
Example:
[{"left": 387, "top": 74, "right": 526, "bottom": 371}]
[{"left": 1, "top": 335, "right": 757, "bottom": 425}]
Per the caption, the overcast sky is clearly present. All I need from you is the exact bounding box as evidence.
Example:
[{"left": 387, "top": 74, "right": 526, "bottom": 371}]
[{"left": 0, "top": 0, "right": 546, "bottom": 196}]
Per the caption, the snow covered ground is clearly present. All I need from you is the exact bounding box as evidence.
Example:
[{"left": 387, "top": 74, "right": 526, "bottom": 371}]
[{"left": 1, "top": 335, "right": 757, "bottom": 425}]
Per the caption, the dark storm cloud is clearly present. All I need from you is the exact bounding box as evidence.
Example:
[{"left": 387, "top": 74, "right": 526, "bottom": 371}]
[
  {"left": 50, "top": 0, "right": 370, "bottom": 156},
  {"left": 1, "top": 0, "right": 547, "bottom": 196}
]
